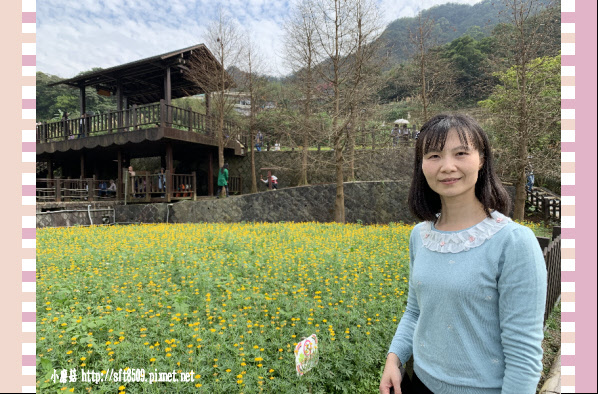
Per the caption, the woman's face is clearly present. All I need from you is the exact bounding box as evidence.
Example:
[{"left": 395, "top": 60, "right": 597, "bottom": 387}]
[{"left": 421, "top": 129, "right": 482, "bottom": 202}]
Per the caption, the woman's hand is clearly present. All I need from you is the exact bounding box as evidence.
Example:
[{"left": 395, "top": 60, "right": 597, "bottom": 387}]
[{"left": 379, "top": 353, "right": 402, "bottom": 394}]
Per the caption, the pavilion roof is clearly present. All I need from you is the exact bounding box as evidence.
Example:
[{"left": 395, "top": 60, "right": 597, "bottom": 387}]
[{"left": 49, "top": 44, "right": 225, "bottom": 105}]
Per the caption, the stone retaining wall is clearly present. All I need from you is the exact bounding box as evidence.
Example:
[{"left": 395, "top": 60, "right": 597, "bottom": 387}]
[
  {"left": 36, "top": 206, "right": 116, "bottom": 228},
  {"left": 38, "top": 181, "right": 416, "bottom": 227}
]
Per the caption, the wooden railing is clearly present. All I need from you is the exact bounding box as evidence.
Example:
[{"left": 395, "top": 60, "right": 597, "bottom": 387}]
[
  {"left": 125, "top": 171, "right": 196, "bottom": 203},
  {"left": 36, "top": 178, "right": 119, "bottom": 202},
  {"left": 37, "top": 172, "right": 200, "bottom": 203},
  {"left": 536, "top": 226, "right": 561, "bottom": 327},
  {"left": 228, "top": 176, "right": 242, "bottom": 195},
  {"left": 527, "top": 186, "right": 561, "bottom": 221},
  {"left": 36, "top": 100, "right": 239, "bottom": 143}
]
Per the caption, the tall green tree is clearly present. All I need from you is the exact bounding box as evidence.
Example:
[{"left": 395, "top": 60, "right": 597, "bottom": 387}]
[
  {"left": 480, "top": 0, "right": 559, "bottom": 220},
  {"left": 442, "top": 34, "right": 495, "bottom": 104},
  {"left": 480, "top": 54, "right": 560, "bottom": 217}
]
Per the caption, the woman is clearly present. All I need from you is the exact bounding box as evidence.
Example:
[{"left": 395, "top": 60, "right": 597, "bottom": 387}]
[
  {"left": 216, "top": 163, "right": 229, "bottom": 198},
  {"left": 379, "top": 114, "right": 546, "bottom": 394}
]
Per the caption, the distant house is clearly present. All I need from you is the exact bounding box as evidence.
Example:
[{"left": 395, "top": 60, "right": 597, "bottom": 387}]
[{"left": 222, "top": 91, "right": 276, "bottom": 116}]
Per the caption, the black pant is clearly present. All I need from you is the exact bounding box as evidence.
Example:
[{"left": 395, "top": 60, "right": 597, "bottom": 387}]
[
  {"left": 216, "top": 185, "right": 229, "bottom": 197},
  {"left": 412, "top": 372, "right": 433, "bottom": 393}
]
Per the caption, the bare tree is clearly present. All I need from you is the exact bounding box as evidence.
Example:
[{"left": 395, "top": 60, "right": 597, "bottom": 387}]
[
  {"left": 283, "top": 0, "right": 319, "bottom": 186},
  {"left": 408, "top": 11, "right": 460, "bottom": 122},
  {"left": 309, "top": 0, "right": 383, "bottom": 223},
  {"left": 239, "top": 36, "right": 268, "bottom": 193},
  {"left": 186, "top": 8, "right": 243, "bottom": 173}
]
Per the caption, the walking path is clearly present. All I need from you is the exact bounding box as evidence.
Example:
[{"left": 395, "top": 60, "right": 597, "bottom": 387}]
[{"left": 539, "top": 348, "right": 561, "bottom": 393}]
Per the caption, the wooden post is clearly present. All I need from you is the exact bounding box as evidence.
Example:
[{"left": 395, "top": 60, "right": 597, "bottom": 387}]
[
  {"left": 165, "top": 143, "right": 174, "bottom": 175},
  {"left": 116, "top": 82, "right": 123, "bottom": 131},
  {"left": 192, "top": 171, "right": 197, "bottom": 201},
  {"left": 117, "top": 150, "right": 123, "bottom": 200},
  {"left": 208, "top": 152, "right": 213, "bottom": 197},
  {"left": 132, "top": 104, "right": 138, "bottom": 131},
  {"left": 188, "top": 107, "right": 193, "bottom": 132},
  {"left": 108, "top": 110, "right": 113, "bottom": 134},
  {"left": 62, "top": 118, "right": 67, "bottom": 140},
  {"left": 79, "top": 86, "right": 86, "bottom": 118},
  {"left": 160, "top": 99, "right": 166, "bottom": 128},
  {"left": 55, "top": 178, "right": 62, "bottom": 202},
  {"left": 145, "top": 173, "right": 150, "bottom": 203},
  {"left": 267, "top": 170, "right": 272, "bottom": 190},
  {"left": 88, "top": 176, "right": 95, "bottom": 202},
  {"left": 124, "top": 97, "right": 129, "bottom": 130},
  {"left": 166, "top": 170, "right": 172, "bottom": 203}
]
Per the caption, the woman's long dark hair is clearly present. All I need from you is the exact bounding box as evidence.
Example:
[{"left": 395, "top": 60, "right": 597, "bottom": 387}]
[
  {"left": 219, "top": 163, "right": 229, "bottom": 175},
  {"left": 408, "top": 114, "right": 511, "bottom": 221}
]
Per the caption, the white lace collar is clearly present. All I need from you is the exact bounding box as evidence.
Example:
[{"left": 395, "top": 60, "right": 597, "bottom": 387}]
[{"left": 420, "top": 211, "right": 511, "bottom": 253}]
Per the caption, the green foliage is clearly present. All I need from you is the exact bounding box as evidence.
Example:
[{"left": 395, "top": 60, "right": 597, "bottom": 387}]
[
  {"left": 36, "top": 71, "right": 117, "bottom": 122},
  {"left": 479, "top": 54, "right": 561, "bottom": 180},
  {"left": 379, "top": 0, "right": 503, "bottom": 65},
  {"left": 442, "top": 34, "right": 496, "bottom": 104}
]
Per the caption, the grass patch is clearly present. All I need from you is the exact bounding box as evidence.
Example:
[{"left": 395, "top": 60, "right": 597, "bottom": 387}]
[{"left": 537, "top": 301, "right": 561, "bottom": 393}]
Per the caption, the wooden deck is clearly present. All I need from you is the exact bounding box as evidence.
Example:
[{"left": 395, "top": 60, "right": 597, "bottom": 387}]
[{"left": 36, "top": 100, "right": 247, "bottom": 155}]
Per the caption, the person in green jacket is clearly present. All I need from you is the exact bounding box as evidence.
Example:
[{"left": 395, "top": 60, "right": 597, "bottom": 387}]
[{"left": 216, "top": 163, "right": 229, "bottom": 198}]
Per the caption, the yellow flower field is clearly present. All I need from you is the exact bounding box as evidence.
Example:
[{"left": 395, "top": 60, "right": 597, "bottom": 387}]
[{"left": 37, "top": 222, "right": 413, "bottom": 393}]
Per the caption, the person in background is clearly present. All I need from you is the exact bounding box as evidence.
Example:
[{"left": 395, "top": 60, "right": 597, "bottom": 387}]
[
  {"left": 98, "top": 180, "right": 107, "bottom": 197},
  {"left": 158, "top": 168, "right": 166, "bottom": 198},
  {"left": 216, "top": 163, "right": 229, "bottom": 198},
  {"left": 128, "top": 166, "right": 137, "bottom": 197},
  {"left": 256, "top": 131, "right": 264, "bottom": 152},
  {"left": 260, "top": 174, "right": 278, "bottom": 190},
  {"left": 107, "top": 179, "right": 117, "bottom": 197},
  {"left": 379, "top": 114, "right": 546, "bottom": 394},
  {"left": 401, "top": 124, "right": 410, "bottom": 142},
  {"left": 525, "top": 164, "right": 535, "bottom": 192},
  {"left": 391, "top": 125, "right": 400, "bottom": 146}
]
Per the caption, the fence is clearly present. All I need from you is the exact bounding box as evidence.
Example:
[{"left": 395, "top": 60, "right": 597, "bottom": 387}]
[
  {"left": 36, "top": 178, "right": 119, "bottom": 202},
  {"left": 228, "top": 176, "right": 242, "bottom": 195},
  {"left": 36, "top": 100, "right": 239, "bottom": 143},
  {"left": 527, "top": 187, "right": 561, "bottom": 221},
  {"left": 537, "top": 226, "right": 561, "bottom": 326},
  {"left": 125, "top": 171, "right": 196, "bottom": 203},
  {"left": 37, "top": 172, "right": 198, "bottom": 203}
]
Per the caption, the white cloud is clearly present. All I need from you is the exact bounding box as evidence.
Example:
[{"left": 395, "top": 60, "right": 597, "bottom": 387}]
[{"left": 37, "top": 0, "right": 483, "bottom": 78}]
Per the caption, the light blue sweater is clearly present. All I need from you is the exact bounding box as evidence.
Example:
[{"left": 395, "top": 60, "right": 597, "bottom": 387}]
[{"left": 388, "top": 212, "right": 547, "bottom": 394}]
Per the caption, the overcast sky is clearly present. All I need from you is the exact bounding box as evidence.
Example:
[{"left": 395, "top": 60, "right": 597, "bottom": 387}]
[{"left": 37, "top": 0, "right": 482, "bottom": 79}]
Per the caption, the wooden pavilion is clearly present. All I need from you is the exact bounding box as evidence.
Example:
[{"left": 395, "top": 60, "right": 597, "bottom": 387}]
[{"left": 36, "top": 44, "right": 246, "bottom": 204}]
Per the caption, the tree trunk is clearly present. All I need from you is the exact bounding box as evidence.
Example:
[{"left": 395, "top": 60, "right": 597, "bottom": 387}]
[
  {"left": 333, "top": 131, "right": 345, "bottom": 223},
  {"left": 347, "top": 126, "right": 355, "bottom": 181},
  {"left": 513, "top": 65, "right": 529, "bottom": 221},
  {"left": 300, "top": 134, "right": 309, "bottom": 185},
  {"left": 250, "top": 130, "right": 257, "bottom": 193}
]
